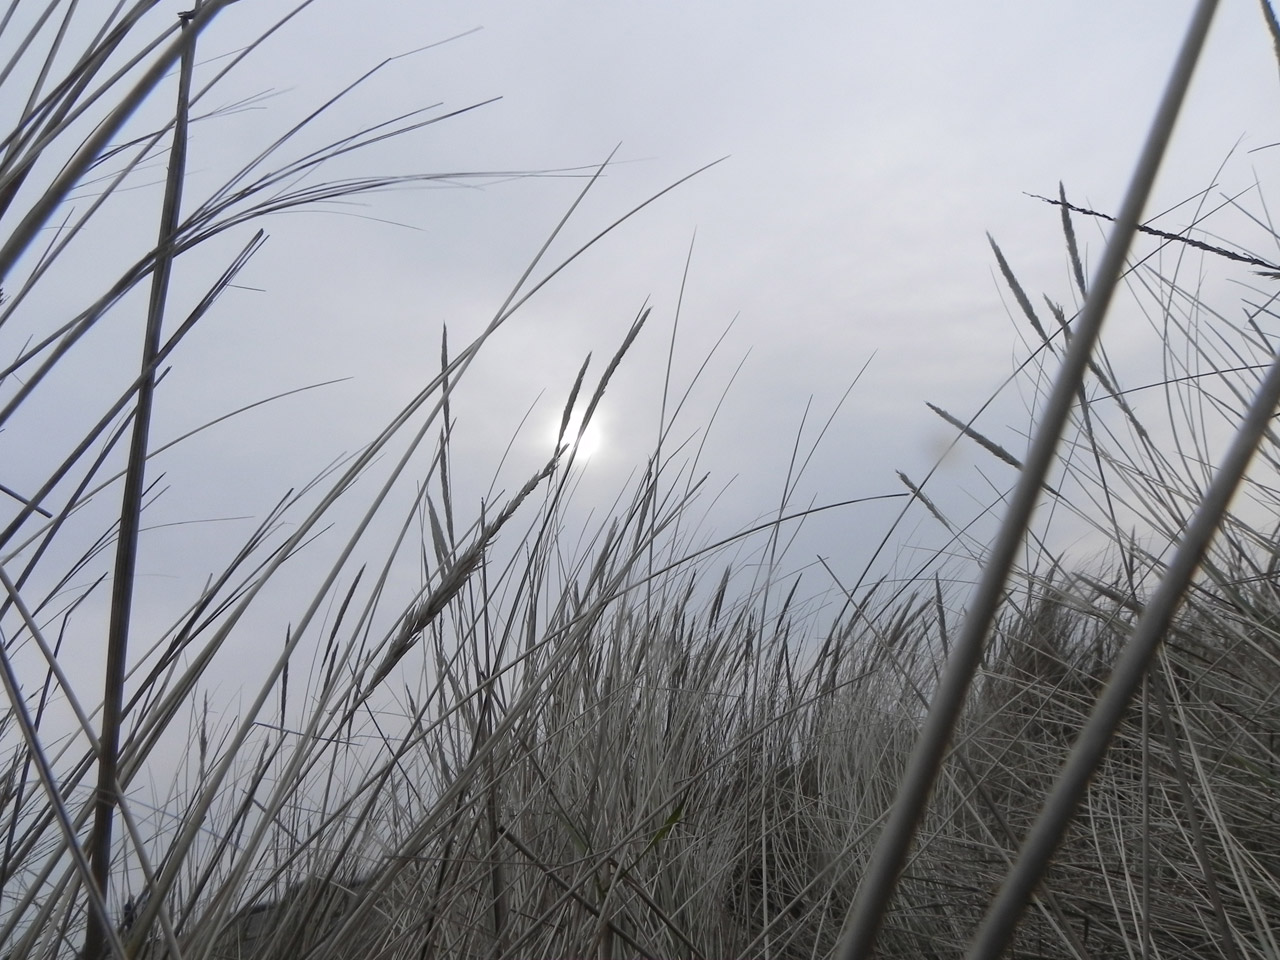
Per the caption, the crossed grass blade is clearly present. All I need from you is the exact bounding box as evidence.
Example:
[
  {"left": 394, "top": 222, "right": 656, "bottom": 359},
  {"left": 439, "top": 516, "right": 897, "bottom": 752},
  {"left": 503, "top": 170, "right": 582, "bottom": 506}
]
[
  {"left": 0, "top": 5, "right": 703, "bottom": 954},
  {"left": 840, "top": 1, "right": 1221, "bottom": 956}
]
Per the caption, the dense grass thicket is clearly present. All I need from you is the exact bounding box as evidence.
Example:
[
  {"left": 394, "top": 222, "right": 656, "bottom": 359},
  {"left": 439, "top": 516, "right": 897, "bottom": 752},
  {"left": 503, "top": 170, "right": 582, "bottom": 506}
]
[{"left": 4, "top": 1, "right": 1280, "bottom": 958}]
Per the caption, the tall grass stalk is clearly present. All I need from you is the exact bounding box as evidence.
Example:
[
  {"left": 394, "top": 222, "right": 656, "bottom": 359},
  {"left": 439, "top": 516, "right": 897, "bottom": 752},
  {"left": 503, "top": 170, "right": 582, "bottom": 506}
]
[{"left": 83, "top": 9, "right": 198, "bottom": 958}]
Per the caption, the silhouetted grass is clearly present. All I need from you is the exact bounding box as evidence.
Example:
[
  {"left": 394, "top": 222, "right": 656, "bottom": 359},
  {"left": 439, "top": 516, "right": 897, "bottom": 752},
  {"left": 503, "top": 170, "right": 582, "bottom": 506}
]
[{"left": 5, "top": 2, "right": 1280, "bottom": 959}]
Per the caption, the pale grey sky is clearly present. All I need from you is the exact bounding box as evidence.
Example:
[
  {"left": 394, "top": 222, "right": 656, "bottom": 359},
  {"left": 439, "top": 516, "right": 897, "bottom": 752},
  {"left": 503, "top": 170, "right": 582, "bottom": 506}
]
[
  {"left": 7, "top": 0, "right": 1280, "bottom": 698},
  {"left": 186, "top": 0, "right": 1280, "bottom": 558}
]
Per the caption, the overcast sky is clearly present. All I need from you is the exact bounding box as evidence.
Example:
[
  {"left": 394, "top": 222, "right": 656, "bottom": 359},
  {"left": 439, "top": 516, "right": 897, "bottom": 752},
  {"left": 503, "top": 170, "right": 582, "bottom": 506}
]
[
  {"left": 9, "top": 0, "right": 1280, "bottom": 703},
  {"left": 196, "top": 0, "right": 1280, "bottom": 560}
]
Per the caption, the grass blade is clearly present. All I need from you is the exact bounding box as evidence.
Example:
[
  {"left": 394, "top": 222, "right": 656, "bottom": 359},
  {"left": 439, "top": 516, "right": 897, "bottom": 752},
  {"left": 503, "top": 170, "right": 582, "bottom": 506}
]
[{"left": 838, "top": 2, "right": 1221, "bottom": 955}]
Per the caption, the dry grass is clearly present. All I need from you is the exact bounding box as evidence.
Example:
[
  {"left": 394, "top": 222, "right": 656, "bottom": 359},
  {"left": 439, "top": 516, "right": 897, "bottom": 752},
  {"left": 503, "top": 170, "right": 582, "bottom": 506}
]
[{"left": 4, "top": 2, "right": 1280, "bottom": 959}]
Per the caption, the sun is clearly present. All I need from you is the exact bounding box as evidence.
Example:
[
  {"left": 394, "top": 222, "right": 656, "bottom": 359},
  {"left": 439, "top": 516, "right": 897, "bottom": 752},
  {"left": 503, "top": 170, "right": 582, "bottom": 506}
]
[{"left": 548, "top": 407, "right": 606, "bottom": 460}]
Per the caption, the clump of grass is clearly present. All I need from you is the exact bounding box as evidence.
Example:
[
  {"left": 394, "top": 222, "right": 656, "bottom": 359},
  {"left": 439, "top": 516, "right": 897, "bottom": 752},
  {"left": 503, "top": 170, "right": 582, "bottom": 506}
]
[{"left": 7, "top": 2, "right": 1280, "bottom": 960}]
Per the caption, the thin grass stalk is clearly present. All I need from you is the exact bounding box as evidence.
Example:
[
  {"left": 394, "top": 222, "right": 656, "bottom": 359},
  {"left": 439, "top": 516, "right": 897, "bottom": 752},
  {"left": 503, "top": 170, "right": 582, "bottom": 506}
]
[
  {"left": 123, "top": 353, "right": 479, "bottom": 945},
  {"left": 316, "top": 535, "right": 681, "bottom": 960},
  {"left": 0, "top": 3, "right": 154, "bottom": 226},
  {"left": 1140, "top": 675, "right": 1151, "bottom": 960},
  {"left": 0, "top": 606, "right": 127, "bottom": 960},
  {"left": 1149, "top": 657, "right": 1240, "bottom": 960},
  {"left": 0, "top": 0, "right": 232, "bottom": 285},
  {"left": 816, "top": 569, "right": 1095, "bottom": 960},
  {"left": 0, "top": 33, "right": 482, "bottom": 337},
  {"left": 83, "top": 10, "right": 195, "bottom": 953},
  {"left": 128, "top": 432, "right": 554, "bottom": 952},
  {"left": 0, "top": 2, "right": 172, "bottom": 175},
  {"left": 3, "top": 1, "right": 77, "bottom": 176},
  {"left": 966, "top": 247, "right": 1280, "bottom": 959},
  {"left": 0, "top": 588, "right": 88, "bottom": 882},
  {"left": 0, "top": 76, "right": 263, "bottom": 960},
  {"left": 0, "top": 3, "right": 63, "bottom": 121},
  {"left": 0, "top": 230, "right": 264, "bottom": 557},
  {"left": 495, "top": 825, "right": 659, "bottom": 960},
  {"left": 108, "top": 772, "right": 183, "bottom": 959},
  {"left": 836, "top": 1, "right": 1220, "bottom": 955}
]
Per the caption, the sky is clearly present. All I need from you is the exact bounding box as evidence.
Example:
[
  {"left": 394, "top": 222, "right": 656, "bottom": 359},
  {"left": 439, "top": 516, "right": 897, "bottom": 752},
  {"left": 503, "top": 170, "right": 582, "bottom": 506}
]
[
  {"left": 7, "top": 0, "right": 1280, "bottom": 707},
  {"left": 202, "top": 1, "right": 1280, "bottom": 564}
]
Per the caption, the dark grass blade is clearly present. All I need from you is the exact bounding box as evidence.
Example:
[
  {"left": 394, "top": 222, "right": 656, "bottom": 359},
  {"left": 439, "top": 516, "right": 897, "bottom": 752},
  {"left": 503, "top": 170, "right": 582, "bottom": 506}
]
[{"left": 83, "top": 13, "right": 197, "bottom": 954}]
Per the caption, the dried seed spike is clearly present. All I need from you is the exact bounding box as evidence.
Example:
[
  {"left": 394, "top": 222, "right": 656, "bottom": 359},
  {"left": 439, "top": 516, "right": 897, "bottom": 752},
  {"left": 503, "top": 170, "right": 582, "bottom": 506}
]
[
  {"left": 1059, "top": 182, "right": 1089, "bottom": 298},
  {"left": 1260, "top": 0, "right": 1280, "bottom": 78},
  {"left": 927, "top": 402, "right": 1024, "bottom": 470},
  {"left": 1028, "top": 191, "right": 1280, "bottom": 273},
  {"left": 989, "top": 234, "right": 1051, "bottom": 347},
  {"left": 896, "top": 471, "right": 952, "bottom": 532},
  {"left": 926, "top": 402, "right": 1062, "bottom": 497}
]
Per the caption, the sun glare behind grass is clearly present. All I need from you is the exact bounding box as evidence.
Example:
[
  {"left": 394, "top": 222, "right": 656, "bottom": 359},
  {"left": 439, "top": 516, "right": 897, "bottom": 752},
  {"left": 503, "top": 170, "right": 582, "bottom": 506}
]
[{"left": 549, "top": 405, "right": 607, "bottom": 460}]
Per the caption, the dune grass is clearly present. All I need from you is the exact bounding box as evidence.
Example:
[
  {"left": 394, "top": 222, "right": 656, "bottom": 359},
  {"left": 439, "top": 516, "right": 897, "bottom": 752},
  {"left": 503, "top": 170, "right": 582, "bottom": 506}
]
[{"left": 4, "top": 1, "right": 1280, "bottom": 958}]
